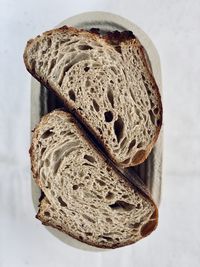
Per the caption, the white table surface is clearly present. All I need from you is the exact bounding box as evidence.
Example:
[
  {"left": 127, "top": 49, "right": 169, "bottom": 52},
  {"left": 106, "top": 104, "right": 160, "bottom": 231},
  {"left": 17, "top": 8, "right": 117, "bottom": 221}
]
[{"left": 1, "top": 0, "right": 200, "bottom": 266}]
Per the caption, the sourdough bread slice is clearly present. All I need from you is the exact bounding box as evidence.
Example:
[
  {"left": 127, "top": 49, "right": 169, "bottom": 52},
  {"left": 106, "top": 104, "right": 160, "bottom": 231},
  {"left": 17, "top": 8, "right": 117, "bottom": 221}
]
[
  {"left": 31, "top": 110, "right": 158, "bottom": 249},
  {"left": 24, "top": 26, "right": 162, "bottom": 167}
]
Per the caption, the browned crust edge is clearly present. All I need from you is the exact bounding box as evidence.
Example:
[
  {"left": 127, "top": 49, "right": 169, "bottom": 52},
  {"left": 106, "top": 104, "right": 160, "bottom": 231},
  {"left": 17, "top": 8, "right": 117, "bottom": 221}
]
[
  {"left": 30, "top": 110, "right": 158, "bottom": 249},
  {"left": 24, "top": 25, "right": 163, "bottom": 168}
]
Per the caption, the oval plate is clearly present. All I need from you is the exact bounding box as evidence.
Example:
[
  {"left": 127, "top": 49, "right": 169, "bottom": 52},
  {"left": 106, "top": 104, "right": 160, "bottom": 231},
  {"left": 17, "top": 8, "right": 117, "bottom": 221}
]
[{"left": 30, "top": 11, "right": 163, "bottom": 251}]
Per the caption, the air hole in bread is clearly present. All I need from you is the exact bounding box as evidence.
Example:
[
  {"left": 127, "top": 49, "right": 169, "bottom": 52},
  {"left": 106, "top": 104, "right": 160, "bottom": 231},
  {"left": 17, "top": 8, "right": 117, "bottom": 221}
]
[
  {"left": 38, "top": 61, "right": 43, "bottom": 68},
  {"left": 96, "top": 75, "right": 101, "bottom": 80},
  {"left": 78, "top": 44, "right": 92, "bottom": 50},
  {"left": 63, "top": 39, "right": 78, "bottom": 44},
  {"left": 68, "top": 89, "right": 76, "bottom": 101},
  {"left": 72, "top": 185, "right": 79, "bottom": 190},
  {"left": 110, "top": 80, "right": 114, "bottom": 84},
  {"left": 92, "top": 99, "right": 100, "bottom": 112},
  {"left": 86, "top": 232, "right": 93, "bottom": 236},
  {"left": 41, "top": 128, "right": 54, "bottom": 139},
  {"left": 128, "top": 222, "right": 140, "bottom": 228},
  {"left": 84, "top": 66, "right": 90, "bottom": 72},
  {"left": 109, "top": 200, "right": 134, "bottom": 211},
  {"left": 110, "top": 66, "right": 117, "bottom": 75},
  {"left": 54, "top": 42, "right": 59, "bottom": 49},
  {"left": 122, "top": 158, "right": 131, "bottom": 165},
  {"left": 44, "top": 211, "right": 50, "bottom": 217},
  {"left": 106, "top": 166, "right": 111, "bottom": 172},
  {"left": 154, "top": 107, "right": 159, "bottom": 115},
  {"left": 147, "top": 88, "right": 151, "bottom": 96},
  {"left": 46, "top": 181, "right": 51, "bottom": 189},
  {"left": 142, "top": 114, "right": 147, "bottom": 121},
  {"left": 67, "top": 48, "right": 76, "bottom": 53},
  {"left": 44, "top": 159, "right": 50, "bottom": 167},
  {"left": 115, "top": 45, "right": 122, "bottom": 53},
  {"left": 82, "top": 162, "right": 95, "bottom": 168},
  {"left": 128, "top": 139, "right": 136, "bottom": 153},
  {"left": 141, "top": 74, "right": 146, "bottom": 81},
  {"left": 50, "top": 206, "right": 55, "bottom": 211},
  {"left": 120, "top": 137, "right": 127, "bottom": 149},
  {"left": 51, "top": 190, "right": 55, "bottom": 196},
  {"left": 85, "top": 191, "right": 100, "bottom": 198},
  {"left": 107, "top": 88, "right": 114, "bottom": 108},
  {"left": 55, "top": 225, "right": 62, "bottom": 230},
  {"left": 122, "top": 195, "right": 129, "bottom": 199},
  {"left": 58, "top": 196, "right": 67, "bottom": 207},
  {"left": 82, "top": 215, "right": 95, "bottom": 223},
  {"left": 114, "top": 116, "right": 124, "bottom": 142},
  {"left": 106, "top": 218, "right": 112, "bottom": 223},
  {"left": 129, "top": 88, "right": 136, "bottom": 102},
  {"left": 135, "top": 108, "right": 140, "bottom": 116},
  {"left": 84, "top": 154, "right": 96, "bottom": 163},
  {"left": 30, "top": 59, "right": 36, "bottom": 70},
  {"left": 85, "top": 79, "right": 91, "bottom": 87},
  {"left": 60, "top": 131, "right": 67, "bottom": 135},
  {"left": 99, "top": 235, "right": 113, "bottom": 242},
  {"left": 41, "top": 147, "right": 46, "bottom": 156},
  {"left": 137, "top": 142, "right": 144, "bottom": 148},
  {"left": 79, "top": 171, "right": 84, "bottom": 177},
  {"left": 48, "top": 58, "right": 56, "bottom": 74},
  {"left": 92, "top": 62, "right": 101, "bottom": 68},
  {"left": 46, "top": 38, "right": 52, "bottom": 46},
  {"left": 79, "top": 235, "right": 83, "bottom": 241},
  {"left": 157, "top": 119, "right": 161, "bottom": 126},
  {"left": 149, "top": 110, "right": 155, "bottom": 125},
  {"left": 106, "top": 191, "right": 114, "bottom": 200},
  {"left": 60, "top": 209, "right": 66, "bottom": 215},
  {"left": 104, "top": 111, "right": 113, "bottom": 122},
  {"left": 96, "top": 179, "right": 106, "bottom": 186},
  {"left": 90, "top": 87, "right": 95, "bottom": 93}
]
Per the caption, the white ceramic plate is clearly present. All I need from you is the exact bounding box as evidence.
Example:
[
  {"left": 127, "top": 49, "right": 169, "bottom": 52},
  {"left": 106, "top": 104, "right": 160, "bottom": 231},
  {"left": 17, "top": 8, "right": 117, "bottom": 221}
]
[{"left": 30, "top": 11, "right": 163, "bottom": 251}]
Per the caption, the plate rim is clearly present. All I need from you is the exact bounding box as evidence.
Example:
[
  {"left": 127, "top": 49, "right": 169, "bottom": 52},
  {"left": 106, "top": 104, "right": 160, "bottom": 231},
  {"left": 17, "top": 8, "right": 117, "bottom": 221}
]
[{"left": 30, "top": 11, "right": 163, "bottom": 251}]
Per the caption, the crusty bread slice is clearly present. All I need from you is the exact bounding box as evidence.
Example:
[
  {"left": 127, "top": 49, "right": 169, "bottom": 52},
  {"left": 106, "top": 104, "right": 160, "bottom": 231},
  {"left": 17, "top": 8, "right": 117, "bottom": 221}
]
[
  {"left": 24, "top": 26, "right": 162, "bottom": 167},
  {"left": 31, "top": 110, "right": 158, "bottom": 249}
]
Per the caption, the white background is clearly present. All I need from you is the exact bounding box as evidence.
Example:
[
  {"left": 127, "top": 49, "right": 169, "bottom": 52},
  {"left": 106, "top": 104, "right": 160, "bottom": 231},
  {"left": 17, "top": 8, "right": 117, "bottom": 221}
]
[{"left": 1, "top": 0, "right": 200, "bottom": 266}]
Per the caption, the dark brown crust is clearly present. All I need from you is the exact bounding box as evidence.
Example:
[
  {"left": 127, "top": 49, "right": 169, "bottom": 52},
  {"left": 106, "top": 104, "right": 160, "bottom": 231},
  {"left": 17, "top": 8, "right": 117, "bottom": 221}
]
[
  {"left": 24, "top": 25, "right": 162, "bottom": 168},
  {"left": 104, "top": 30, "right": 136, "bottom": 44},
  {"left": 31, "top": 110, "right": 158, "bottom": 249}
]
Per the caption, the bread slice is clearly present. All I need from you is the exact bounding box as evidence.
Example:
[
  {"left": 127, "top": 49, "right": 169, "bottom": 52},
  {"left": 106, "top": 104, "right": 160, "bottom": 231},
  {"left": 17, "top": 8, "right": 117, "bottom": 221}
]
[
  {"left": 31, "top": 110, "right": 158, "bottom": 249},
  {"left": 24, "top": 26, "right": 162, "bottom": 167}
]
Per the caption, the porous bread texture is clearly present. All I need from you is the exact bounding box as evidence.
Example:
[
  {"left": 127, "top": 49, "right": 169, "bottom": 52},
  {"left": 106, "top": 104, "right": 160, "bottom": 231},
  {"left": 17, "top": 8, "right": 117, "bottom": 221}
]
[
  {"left": 31, "top": 110, "right": 158, "bottom": 249},
  {"left": 24, "top": 26, "right": 162, "bottom": 167}
]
